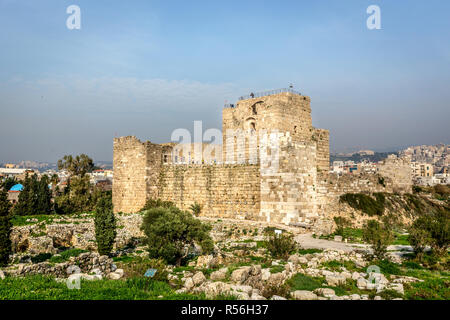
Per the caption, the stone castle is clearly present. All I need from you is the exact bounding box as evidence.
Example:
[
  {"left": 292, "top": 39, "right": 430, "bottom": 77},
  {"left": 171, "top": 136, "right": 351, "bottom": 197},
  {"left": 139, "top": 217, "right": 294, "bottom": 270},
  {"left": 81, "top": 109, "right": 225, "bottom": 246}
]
[{"left": 113, "top": 89, "right": 412, "bottom": 226}]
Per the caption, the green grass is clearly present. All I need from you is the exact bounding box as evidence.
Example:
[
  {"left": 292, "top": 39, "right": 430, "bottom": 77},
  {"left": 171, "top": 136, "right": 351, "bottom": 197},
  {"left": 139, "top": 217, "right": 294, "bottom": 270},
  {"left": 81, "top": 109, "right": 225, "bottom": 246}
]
[
  {"left": 112, "top": 255, "right": 136, "bottom": 263},
  {"left": 374, "top": 259, "right": 403, "bottom": 276},
  {"left": 286, "top": 273, "right": 325, "bottom": 292},
  {"left": 286, "top": 273, "right": 364, "bottom": 297},
  {"left": 172, "top": 266, "right": 196, "bottom": 273},
  {"left": 269, "top": 265, "right": 285, "bottom": 274},
  {"left": 11, "top": 213, "right": 94, "bottom": 227},
  {"left": 298, "top": 248, "right": 323, "bottom": 255},
  {"left": 404, "top": 278, "right": 450, "bottom": 300},
  {"left": 48, "top": 248, "right": 88, "bottom": 263},
  {"left": 363, "top": 256, "right": 450, "bottom": 300},
  {"left": 11, "top": 215, "right": 57, "bottom": 226},
  {"left": 392, "top": 233, "right": 410, "bottom": 245},
  {"left": 0, "top": 275, "right": 208, "bottom": 300},
  {"left": 320, "top": 260, "right": 364, "bottom": 273}
]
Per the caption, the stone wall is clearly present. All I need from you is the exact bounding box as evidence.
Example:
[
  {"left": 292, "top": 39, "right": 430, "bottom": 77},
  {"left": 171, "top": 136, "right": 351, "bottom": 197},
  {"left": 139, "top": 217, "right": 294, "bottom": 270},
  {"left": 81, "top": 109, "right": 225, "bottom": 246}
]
[
  {"left": 316, "top": 172, "right": 393, "bottom": 212},
  {"left": 377, "top": 155, "right": 412, "bottom": 194},
  {"left": 313, "top": 128, "right": 330, "bottom": 174},
  {"left": 4, "top": 252, "right": 115, "bottom": 278},
  {"left": 11, "top": 214, "right": 144, "bottom": 254},
  {"left": 260, "top": 134, "right": 318, "bottom": 225},
  {"left": 113, "top": 136, "right": 150, "bottom": 213},
  {"left": 158, "top": 164, "right": 261, "bottom": 220}
]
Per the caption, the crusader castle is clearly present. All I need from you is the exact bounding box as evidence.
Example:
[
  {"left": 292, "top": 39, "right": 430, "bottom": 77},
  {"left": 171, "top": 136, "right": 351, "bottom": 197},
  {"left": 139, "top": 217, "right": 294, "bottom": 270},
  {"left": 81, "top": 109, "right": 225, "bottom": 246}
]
[{"left": 113, "top": 89, "right": 412, "bottom": 226}]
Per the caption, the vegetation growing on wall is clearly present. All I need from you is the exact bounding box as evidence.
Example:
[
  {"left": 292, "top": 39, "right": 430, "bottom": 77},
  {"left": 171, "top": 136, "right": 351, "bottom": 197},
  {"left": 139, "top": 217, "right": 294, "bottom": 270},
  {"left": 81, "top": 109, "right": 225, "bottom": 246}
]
[{"left": 339, "top": 193, "right": 386, "bottom": 216}]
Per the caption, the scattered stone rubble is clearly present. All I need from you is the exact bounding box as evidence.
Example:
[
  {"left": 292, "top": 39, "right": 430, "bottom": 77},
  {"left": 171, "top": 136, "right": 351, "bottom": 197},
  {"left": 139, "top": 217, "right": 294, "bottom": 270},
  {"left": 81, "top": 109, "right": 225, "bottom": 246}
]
[
  {"left": 1, "top": 252, "right": 124, "bottom": 281},
  {"left": 1, "top": 217, "right": 423, "bottom": 300},
  {"left": 167, "top": 248, "right": 418, "bottom": 300}
]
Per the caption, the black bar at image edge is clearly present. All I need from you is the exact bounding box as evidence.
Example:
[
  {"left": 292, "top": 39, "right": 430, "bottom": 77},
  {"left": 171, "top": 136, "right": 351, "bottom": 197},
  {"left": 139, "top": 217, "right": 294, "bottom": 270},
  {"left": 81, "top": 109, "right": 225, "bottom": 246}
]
[{"left": 0, "top": 300, "right": 446, "bottom": 319}]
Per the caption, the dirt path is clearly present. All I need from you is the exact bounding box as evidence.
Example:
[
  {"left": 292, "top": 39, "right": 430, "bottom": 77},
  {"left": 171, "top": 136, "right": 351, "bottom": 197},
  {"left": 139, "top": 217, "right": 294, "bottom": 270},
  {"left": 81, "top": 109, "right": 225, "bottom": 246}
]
[
  {"left": 295, "top": 233, "right": 362, "bottom": 252},
  {"left": 295, "top": 233, "right": 414, "bottom": 256}
]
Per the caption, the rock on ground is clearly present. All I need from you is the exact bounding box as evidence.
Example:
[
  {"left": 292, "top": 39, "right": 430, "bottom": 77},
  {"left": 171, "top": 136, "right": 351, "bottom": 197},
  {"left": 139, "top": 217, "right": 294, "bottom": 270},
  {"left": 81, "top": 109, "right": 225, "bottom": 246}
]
[
  {"left": 291, "top": 290, "right": 318, "bottom": 300},
  {"left": 192, "top": 272, "right": 206, "bottom": 286}
]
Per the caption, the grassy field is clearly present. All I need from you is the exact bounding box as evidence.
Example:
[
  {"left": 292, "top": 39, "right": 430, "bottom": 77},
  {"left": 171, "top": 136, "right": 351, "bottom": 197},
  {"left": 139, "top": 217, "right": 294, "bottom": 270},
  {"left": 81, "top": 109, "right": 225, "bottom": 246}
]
[{"left": 0, "top": 275, "right": 209, "bottom": 300}]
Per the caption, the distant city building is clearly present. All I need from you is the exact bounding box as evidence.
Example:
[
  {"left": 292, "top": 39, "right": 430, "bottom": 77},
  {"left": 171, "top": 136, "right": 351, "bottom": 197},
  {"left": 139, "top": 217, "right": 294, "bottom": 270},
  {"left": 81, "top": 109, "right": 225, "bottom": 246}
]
[
  {"left": 411, "top": 162, "right": 433, "bottom": 177},
  {"left": 332, "top": 161, "right": 344, "bottom": 174},
  {"left": 400, "top": 144, "right": 449, "bottom": 174},
  {"left": 0, "top": 168, "right": 35, "bottom": 180},
  {"left": 7, "top": 183, "right": 23, "bottom": 204}
]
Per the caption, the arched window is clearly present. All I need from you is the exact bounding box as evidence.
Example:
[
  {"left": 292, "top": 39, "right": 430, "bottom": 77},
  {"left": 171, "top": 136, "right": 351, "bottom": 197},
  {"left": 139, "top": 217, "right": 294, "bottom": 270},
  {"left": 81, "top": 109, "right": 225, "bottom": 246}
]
[
  {"left": 250, "top": 101, "right": 263, "bottom": 115},
  {"left": 245, "top": 117, "right": 257, "bottom": 132}
]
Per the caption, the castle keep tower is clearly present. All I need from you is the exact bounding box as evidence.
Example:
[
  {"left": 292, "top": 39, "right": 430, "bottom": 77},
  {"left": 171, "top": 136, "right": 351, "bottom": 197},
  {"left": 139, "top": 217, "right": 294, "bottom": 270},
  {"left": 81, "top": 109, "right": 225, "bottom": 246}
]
[{"left": 113, "top": 88, "right": 330, "bottom": 225}]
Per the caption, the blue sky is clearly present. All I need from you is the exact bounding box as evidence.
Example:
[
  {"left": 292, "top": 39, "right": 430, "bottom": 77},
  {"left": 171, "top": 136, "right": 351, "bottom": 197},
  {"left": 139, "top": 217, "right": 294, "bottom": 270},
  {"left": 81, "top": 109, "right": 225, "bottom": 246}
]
[{"left": 0, "top": 0, "right": 449, "bottom": 162}]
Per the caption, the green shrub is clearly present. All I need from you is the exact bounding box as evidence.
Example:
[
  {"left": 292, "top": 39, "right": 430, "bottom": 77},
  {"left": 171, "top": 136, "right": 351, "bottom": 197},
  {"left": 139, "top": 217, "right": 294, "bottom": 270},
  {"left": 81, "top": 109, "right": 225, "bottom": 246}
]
[
  {"left": 340, "top": 193, "right": 385, "bottom": 216},
  {"left": 31, "top": 253, "right": 53, "bottom": 263},
  {"left": 378, "top": 289, "right": 403, "bottom": 300},
  {"left": 333, "top": 216, "right": 351, "bottom": 236},
  {"left": 141, "top": 199, "right": 175, "bottom": 211},
  {"left": 54, "top": 175, "right": 97, "bottom": 214},
  {"left": 261, "top": 282, "right": 290, "bottom": 299},
  {"left": 362, "top": 219, "right": 393, "bottom": 260},
  {"left": 49, "top": 248, "right": 88, "bottom": 263},
  {"left": 413, "top": 185, "right": 428, "bottom": 193},
  {"left": 433, "top": 184, "right": 450, "bottom": 197},
  {"left": 117, "top": 256, "right": 168, "bottom": 281},
  {"left": 0, "top": 189, "right": 13, "bottom": 267},
  {"left": 0, "top": 189, "right": 12, "bottom": 266},
  {"left": 266, "top": 232, "right": 297, "bottom": 260},
  {"left": 409, "top": 209, "right": 449, "bottom": 258},
  {"left": 141, "top": 206, "right": 214, "bottom": 265},
  {"left": 94, "top": 196, "right": 117, "bottom": 256},
  {"left": 189, "top": 202, "right": 202, "bottom": 217},
  {"left": 13, "top": 174, "right": 53, "bottom": 216}
]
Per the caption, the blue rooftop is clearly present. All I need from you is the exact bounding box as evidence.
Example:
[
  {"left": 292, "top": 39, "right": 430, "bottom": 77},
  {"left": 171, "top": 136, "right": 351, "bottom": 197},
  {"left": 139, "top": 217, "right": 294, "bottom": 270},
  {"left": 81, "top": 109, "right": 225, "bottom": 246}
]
[{"left": 9, "top": 184, "right": 24, "bottom": 192}]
